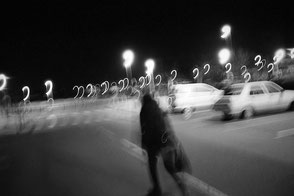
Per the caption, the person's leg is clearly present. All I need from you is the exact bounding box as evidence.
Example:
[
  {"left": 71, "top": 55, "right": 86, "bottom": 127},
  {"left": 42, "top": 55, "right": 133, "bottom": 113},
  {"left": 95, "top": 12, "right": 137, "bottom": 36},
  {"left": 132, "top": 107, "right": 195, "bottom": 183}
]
[
  {"left": 162, "top": 148, "right": 190, "bottom": 196},
  {"left": 147, "top": 151, "right": 162, "bottom": 195},
  {"left": 176, "top": 143, "right": 192, "bottom": 175}
]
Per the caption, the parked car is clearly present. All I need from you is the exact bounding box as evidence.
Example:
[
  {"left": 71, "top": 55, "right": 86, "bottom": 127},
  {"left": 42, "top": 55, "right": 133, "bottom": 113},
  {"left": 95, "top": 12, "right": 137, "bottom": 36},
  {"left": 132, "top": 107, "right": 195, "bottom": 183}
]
[
  {"left": 213, "top": 81, "right": 294, "bottom": 119},
  {"left": 168, "top": 83, "right": 223, "bottom": 118}
]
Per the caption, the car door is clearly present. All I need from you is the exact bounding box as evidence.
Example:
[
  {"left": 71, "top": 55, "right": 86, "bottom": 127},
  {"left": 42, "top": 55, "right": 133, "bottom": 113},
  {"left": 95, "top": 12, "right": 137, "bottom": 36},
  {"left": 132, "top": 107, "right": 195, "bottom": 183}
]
[
  {"left": 193, "top": 85, "right": 214, "bottom": 110},
  {"left": 174, "top": 84, "right": 195, "bottom": 109},
  {"left": 263, "top": 82, "right": 284, "bottom": 111},
  {"left": 249, "top": 84, "right": 271, "bottom": 113}
]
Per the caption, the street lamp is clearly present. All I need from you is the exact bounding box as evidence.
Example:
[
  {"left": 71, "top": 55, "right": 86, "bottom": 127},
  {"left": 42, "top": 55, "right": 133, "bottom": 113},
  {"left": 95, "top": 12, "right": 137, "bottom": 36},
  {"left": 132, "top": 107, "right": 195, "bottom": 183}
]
[
  {"left": 218, "top": 48, "right": 231, "bottom": 65},
  {"left": 145, "top": 59, "right": 155, "bottom": 93},
  {"left": 221, "top": 24, "right": 234, "bottom": 59},
  {"left": 220, "top": 24, "right": 231, "bottom": 39},
  {"left": 122, "top": 49, "right": 134, "bottom": 81}
]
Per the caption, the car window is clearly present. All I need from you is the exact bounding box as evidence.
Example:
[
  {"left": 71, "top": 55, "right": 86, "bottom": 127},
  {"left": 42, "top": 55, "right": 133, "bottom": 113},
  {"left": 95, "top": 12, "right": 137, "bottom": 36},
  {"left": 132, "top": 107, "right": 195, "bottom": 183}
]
[
  {"left": 265, "top": 83, "right": 281, "bottom": 93},
  {"left": 230, "top": 85, "right": 244, "bottom": 95},
  {"left": 250, "top": 85, "right": 265, "bottom": 95}
]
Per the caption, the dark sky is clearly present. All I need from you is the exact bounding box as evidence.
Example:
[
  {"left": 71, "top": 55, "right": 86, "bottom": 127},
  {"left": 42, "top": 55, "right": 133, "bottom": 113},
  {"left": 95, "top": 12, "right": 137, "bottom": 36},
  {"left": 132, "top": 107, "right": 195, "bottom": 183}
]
[{"left": 1, "top": 0, "right": 293, "bottom": 100}]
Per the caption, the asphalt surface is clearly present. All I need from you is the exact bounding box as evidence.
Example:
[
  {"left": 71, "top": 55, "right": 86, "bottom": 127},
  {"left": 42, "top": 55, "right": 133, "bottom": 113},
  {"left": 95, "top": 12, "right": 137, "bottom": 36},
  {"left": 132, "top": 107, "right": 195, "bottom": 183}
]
[{"left": 0, "top": 99, "right": 294, "bottom": 196}]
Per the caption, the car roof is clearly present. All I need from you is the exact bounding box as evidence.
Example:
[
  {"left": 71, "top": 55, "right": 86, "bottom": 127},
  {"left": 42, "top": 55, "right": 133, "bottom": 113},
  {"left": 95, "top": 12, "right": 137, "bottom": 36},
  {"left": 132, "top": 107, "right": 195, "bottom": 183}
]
[
  {"left": 174, "top": 82, "right": 214, "bottom": 86},
  {"left": 174, "top": 82, "right": 218, "bottom": 89},
  {"left": 232, "top": 80, "right": 276, "bottom": 86}
]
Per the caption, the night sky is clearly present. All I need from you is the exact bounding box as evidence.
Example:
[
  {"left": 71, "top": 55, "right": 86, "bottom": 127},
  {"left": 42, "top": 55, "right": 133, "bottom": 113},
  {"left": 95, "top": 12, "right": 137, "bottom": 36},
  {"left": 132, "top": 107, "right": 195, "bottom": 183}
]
[{"left": 1, "top": 1, "right": 293, "bottom": 101}]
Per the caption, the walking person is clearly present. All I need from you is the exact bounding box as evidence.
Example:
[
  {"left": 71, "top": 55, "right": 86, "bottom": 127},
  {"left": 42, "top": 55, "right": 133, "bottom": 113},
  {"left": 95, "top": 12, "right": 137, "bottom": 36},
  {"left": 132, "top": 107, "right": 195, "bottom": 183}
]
[{"left": 140, "top": 93, "right": 192, "bottom": 196}]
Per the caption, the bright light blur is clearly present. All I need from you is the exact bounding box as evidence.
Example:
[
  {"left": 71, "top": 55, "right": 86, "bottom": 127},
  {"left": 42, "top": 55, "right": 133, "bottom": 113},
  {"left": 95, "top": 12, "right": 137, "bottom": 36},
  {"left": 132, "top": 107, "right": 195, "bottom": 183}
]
[
  {"left": 225, "top": 63, "right": 232, "bottom": 73},
  {"left": 22, "top": 86, "right": 30, "bottom": 102},
  {"left": 203, "top": 64, "right": 210, "bottom": 75},
  {"left": 145, "top": 59, "right": 155, "bottom": 75},
  {"left": 273, "top": 48, "right": 286, "bottom": 64},
  {"left": 45, "top": 80, "right": 53, "bottom": 97},
  {"left": 155, "top": 74, "right": 162, "bottom": 86},
  {"left": 171, "top": 70, "right": 177, "bottom": 81},
  {"left": 122, "top": 50, "right": 134, "bottom": 68},
  {"left": 287, "top": 48, "right": 294, "bottom": 59},
  {"left": 0, "top": 74, "right": 8, "bottom": 91},
  {"left": 221, "top": 24, "right": 231, "bottom": 39},
  {"left": 218, "top": 48, "right": 231, "bottom": 64},
  {"left": 193, "top": 68, "right": 199, "bottom": 79}
]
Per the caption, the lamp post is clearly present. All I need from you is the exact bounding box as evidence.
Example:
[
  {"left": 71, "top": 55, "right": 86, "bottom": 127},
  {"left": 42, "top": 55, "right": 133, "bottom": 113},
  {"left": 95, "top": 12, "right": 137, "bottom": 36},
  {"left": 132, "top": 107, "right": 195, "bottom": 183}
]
[
  {"left": 122, "top": 49, "right": 134, "bottom": 82},
  {"left": 145, "top": 59, "right": 155, "bottom": 93}
]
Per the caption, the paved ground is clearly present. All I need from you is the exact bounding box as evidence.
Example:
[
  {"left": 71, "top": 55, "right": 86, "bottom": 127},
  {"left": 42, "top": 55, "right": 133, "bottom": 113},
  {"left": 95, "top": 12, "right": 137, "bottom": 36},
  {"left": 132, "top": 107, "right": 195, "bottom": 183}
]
[{"left": 0, "top": 99, "right": 294, "bottom": 196}]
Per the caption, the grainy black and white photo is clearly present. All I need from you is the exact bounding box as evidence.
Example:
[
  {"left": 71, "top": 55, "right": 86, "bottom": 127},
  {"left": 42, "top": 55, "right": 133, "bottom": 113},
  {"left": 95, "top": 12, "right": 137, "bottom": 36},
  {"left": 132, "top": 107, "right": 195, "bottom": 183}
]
[{"left": 0, "top": 1, "right": 294, "bottom": 196}]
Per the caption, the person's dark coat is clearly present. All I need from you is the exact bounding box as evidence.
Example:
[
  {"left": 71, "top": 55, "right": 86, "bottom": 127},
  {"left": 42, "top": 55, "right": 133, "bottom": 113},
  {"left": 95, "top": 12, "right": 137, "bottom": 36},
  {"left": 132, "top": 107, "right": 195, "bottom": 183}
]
[{"left": 140, "top": 94, "right": 176, "bottom": 153}]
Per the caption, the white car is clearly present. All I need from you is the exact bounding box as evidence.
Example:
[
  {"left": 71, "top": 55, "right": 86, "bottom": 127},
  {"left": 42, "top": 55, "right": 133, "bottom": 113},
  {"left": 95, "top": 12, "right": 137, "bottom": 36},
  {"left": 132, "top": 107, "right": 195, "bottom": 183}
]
[
  {"left": 213, "top": 81, "right": 294, "bottom": 119},
  {"left": 168, "top": 83, "right": 223, "bottom": 115}
]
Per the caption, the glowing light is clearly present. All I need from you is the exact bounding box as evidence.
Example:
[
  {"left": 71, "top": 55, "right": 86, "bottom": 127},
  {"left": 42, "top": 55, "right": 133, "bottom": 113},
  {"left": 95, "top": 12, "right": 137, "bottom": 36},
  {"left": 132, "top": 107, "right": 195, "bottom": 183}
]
[
  {"left": 203, "top": 64, "right": 210, "bottom": 75},
  {"left": 244, "top": 72, "right": 251, "bottom": 83},
  {"left": 267, "top": 63, "right": 274, "bottom": 73},
  {"left": 78, "top": 86, "right": 85, "bottom": 98},
  {"left": 73, "top": 86, "right": 79, "bottom": 99},
  {"left": 145, "top": 74, "right": 151, "bottom": 86},
  {"left": 220, "top": 25, "right": 231, "bottom": 39},
  {"left": 171, "top": 70, "right": 177, "bottom": 81},
  {"left": 225, "top": 63, "right": 232, "bottom": 73},
  {"left": 218, "top": 48, "right": 231, "bottom": 65},
  {"left": 193, "top": 68, "right": 199, "bottom": 80},
  {"left": 122, "top": 50, "right": 134, "bottom": 68},
  {"left": 254, "top": 55, "right": 263, "bottom": 71},
  {"left": 118, "top": 79, "right": 124, "bottom": 92},
  {"left": 86, "top": 84, "right": 94, "bottom": 97},
  {"left": 45, "top": 80, "right": 53, "bottom": 99},
  {"left": 101, "top": 81, "right": 109, "bottom": 95},
  {"left": 273, "top": 49, "right": 286, "bottom": 64},
  {"left": 241, "top": 65, "right": 247, "bottom": 76},
  {"left": 155, "top": 74, "right": 162, "bottom": 86},
  {"left": 22, "top": 86, "right": 30, "bottom": 102},
  {"left": 123, "top": 78, "right": 129, "bottom": 90},
  {"left": 145, "top": 59, "right": 155, "bottom": 75},
  {"left": 287, "top": 48, "right": 294, "bottom": 59},
  {"left": 0, "top": 74, "right": 8, "bottom": 91},
  {"left": 138, "top": 76, "right": 145, "bottom": 89}
]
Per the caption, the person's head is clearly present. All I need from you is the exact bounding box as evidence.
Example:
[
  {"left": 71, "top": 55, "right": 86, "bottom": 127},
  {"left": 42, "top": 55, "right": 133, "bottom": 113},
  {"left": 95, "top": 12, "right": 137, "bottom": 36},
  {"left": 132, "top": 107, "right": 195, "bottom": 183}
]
[{"left": 141, "top": 92, "right": 155, "bottom": 105}]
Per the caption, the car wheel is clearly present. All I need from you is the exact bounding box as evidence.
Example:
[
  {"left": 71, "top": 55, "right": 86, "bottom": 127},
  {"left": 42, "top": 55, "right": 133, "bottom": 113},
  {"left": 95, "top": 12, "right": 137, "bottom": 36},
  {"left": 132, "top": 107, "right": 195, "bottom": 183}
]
[
  {"left": 288, "top": 101, "right": 294, "bottom": 111},
  {"left": 183, "top": 108, "right": 192, "bottom": 120},
  {"left": 222, "top": 112, "right": 233, "bottom": 121},
  {"left": 241, "top": 107, "right": 254, "bottom": 119}
]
